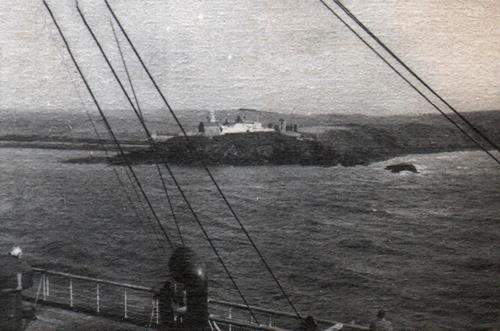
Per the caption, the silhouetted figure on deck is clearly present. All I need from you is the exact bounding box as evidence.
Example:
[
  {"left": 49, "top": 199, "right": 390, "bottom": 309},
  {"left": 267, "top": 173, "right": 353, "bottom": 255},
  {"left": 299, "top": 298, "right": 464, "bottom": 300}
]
[
  {"left": 198, "top": 122, "right": 205, "bottom": 133},
  {"left": 0, "top": 247, "right": 35, "bottom": 331},
  {"left": 369, "top": 310, "right": 393, "bottom": 331},
  {"left": 156, "top": 281, "right": 175, "bottom": 326}
]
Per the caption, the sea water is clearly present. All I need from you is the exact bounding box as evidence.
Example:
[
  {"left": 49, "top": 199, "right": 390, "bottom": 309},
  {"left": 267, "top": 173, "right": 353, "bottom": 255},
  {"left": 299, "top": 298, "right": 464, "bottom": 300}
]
[{"left": 0, "top": 147, "right": 499, "bottom": 330}]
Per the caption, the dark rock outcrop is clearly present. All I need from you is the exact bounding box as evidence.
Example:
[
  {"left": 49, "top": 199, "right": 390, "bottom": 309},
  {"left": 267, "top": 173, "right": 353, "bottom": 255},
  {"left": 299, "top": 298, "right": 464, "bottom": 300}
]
[
  {"left": 385, "top": 163, "right": 418, "bottom": 173},
  {"left": 110, "top": 132, "right": 368, "bottom": 166}
]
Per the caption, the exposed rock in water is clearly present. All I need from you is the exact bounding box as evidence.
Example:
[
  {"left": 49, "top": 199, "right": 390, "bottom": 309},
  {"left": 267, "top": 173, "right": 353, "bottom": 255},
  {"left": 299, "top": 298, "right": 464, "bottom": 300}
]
[{"left": 385, "top": 163, "right": 418, "bottom": 173}]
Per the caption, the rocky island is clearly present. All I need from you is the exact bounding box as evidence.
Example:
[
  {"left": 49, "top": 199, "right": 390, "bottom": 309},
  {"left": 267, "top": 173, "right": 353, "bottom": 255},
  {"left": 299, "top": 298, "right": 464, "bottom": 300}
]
[
  {"left": 109, "top": 132, "right": 373, "bottom": 167},
  {"left": 1, "top": 109, "right": 499, "bottom": 167}
]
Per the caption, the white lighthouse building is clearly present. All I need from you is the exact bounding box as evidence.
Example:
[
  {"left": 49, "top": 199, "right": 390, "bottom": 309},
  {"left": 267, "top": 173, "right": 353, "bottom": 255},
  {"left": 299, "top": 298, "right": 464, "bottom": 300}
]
[{"left": 199, "top": 110, "right": 274, "bottom": 137}]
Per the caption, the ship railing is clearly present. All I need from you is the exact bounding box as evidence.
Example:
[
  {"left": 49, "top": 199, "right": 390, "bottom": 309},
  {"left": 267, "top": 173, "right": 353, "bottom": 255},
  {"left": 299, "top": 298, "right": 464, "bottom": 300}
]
[
  {"left": 24, "top": 268, "right": 368, "bottom": 331},
  {"left": 25, "top": 267, "right": 159, "bottom": 327},
  {"left": 208, "top": 299, "right": 368, "bottom": 331}
]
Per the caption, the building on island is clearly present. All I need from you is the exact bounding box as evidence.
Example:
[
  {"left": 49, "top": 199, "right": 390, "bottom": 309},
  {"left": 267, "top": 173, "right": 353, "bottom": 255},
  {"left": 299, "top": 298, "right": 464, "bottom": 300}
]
[
  {"left": 198, "top": 110, "right": 302, "bottom": 138},
  {"left": 199, "top": 110, "right": 275, "bottom": 137}
]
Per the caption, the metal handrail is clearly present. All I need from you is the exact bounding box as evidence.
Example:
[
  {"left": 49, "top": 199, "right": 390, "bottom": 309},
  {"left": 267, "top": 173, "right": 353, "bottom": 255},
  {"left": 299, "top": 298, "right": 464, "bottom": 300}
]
[
  {"left": 29, "top": 268, "right": 368, "bottom": 330},
  {"left": 209, "top": 314, "right": 290, "bottom": 331},
  {"left": 29, "top": 268, "right": 158, "bottom": 327},
  {"left": 209, "top": 299, "right": 369, "bottom": 330},
  {"left": 31, "top": 268, "right": 153, "bottom": 292}
]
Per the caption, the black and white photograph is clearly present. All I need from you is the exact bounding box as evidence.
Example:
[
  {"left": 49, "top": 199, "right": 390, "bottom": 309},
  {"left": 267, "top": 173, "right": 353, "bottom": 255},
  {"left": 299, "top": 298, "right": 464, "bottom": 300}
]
[{"left": 0, "top": 1, "right": 499, "bottom": 330}]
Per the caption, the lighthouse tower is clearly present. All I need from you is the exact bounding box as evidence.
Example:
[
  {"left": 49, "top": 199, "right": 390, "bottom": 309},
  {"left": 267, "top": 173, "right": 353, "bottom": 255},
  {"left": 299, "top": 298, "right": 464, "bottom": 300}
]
[{"left": 208, "top": 110, "right": 216, "bottom": 123}]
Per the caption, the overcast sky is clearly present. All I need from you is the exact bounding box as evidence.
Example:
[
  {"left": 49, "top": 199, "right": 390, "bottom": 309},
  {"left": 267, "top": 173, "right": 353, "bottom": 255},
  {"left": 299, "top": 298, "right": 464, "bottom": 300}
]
[{"left": 0, "top": 0, "right": 499, "bottom": 116}]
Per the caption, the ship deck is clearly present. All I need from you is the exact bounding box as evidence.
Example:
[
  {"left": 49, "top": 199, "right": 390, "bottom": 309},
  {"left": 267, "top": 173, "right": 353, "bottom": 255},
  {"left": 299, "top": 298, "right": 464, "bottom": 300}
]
[
  {"left": 22, "top": 268, "right": 368, "bottom": 331},
  {"left": 26, "top": 304, "right": 152, "bottom": 331}
]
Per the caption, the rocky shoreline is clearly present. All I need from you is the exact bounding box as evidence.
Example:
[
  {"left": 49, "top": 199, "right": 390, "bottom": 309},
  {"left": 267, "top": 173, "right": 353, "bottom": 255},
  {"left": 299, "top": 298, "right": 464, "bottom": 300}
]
[
  {"left": 105, "top": 132, "right": 476, "bottom": 167},
  {"left": 1, "top": 132, "right": 481, "bottom": 167},
  {"left": 106, "top": 132, "right": 373, "bottom": 167},
  {"left": 2, "top": 109, "right": 498, "bottom": 167}
]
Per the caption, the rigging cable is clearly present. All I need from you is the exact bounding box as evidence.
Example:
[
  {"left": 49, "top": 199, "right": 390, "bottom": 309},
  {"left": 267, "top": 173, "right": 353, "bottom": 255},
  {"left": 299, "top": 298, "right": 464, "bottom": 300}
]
[
  {"left": 109, "top": 19, "right": 144, "bottom": 122},
  {"left": 76, "top": 2, "right": 260, "bottom": 323},
  {"left": 86, "top": 109, "right": 169, "bottom": 254},
  {"left": 43, "top": 0, "right": 175, "bottom": 249},
  {"left": 317, "top": 0, "right": 500, "bottom": 167},
  {"left": 110, "top": 18, "right": 185, "bottom": 246},
  {"left": 331, "top": 0, "right": 500, "bottom": 156},
  {"left": 114, "top": 163, "right": 170, "bottom": 254},
  {"left": 88, "top": 119, "right": 169, "bottom": 254},
  {"left": 42, "top": 6, "right": 168, "bottom": 255},
  {"left": 104, "top": 0, "right": 303, "bottom": 319}
]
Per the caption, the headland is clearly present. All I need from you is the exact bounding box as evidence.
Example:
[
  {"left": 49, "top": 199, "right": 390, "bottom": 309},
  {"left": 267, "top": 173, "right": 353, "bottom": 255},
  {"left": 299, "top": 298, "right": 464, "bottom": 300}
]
[{"left": 0, "top": 109, "right": 498, "bottom": 167}]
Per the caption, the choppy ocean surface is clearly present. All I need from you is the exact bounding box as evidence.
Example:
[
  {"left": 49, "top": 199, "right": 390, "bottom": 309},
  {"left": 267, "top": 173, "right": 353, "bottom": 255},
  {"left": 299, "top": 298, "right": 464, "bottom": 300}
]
[{"left": 1, "top": 147, "right": 499, "bottom": 330}]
